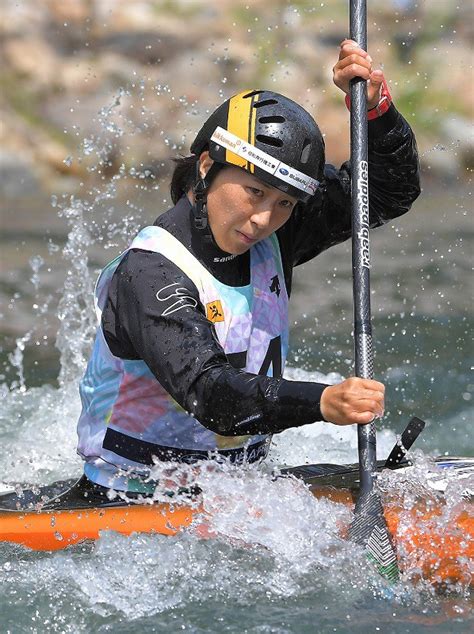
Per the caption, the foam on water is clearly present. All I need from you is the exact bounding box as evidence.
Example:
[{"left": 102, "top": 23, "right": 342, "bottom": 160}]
[
  {"left": 0, "top": 531, "right": 366, "bottom": 629},
  {"left": 0, "top": 381, "right": 81, "bottom": 487},
  {"left": 1, "top": 454, "right": 472, "bottom": 632}
]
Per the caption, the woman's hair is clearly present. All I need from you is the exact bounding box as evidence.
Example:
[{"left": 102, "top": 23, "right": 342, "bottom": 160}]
[{"left": 170, "top": 154, "right": 199, "bottom": 204}]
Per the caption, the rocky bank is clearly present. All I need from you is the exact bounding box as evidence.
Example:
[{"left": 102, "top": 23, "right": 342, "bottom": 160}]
[{"left": 0, "top": 0, "right": 472, "bottom": 201}]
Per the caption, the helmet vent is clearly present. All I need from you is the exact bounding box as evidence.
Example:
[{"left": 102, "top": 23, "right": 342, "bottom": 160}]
[
  {"left": 259, "top": 116, "right": 285, "bottom": 124},
  {"left": 243, "top": 90, "right": 265, "bottom": 99},
  {"left": 256, "top": 134, "right": 283, "bottom": 148},
  {"left": 253, "top": 99, "right": 278, "bottom": 108},
  {"left": 300, "top": 140, "right": 312, "bottom": 164}
]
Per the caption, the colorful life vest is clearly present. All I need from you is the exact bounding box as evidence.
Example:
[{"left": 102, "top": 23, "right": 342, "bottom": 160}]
[{"left": 77, "top": 226, "right": 289, "bottom": 490}]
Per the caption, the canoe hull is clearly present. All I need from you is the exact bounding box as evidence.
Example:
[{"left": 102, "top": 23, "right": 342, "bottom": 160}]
[{"left": 0, "top": 503, "right": 198, "bottom": 551}]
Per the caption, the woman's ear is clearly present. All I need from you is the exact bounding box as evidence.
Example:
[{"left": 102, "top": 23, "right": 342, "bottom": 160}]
[{"left": 199, "top": 151, "right": 214, "bottom": 179}]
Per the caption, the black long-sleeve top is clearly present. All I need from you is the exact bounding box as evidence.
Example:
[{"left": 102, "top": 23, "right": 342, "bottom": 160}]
[{"left": 102, "top": 105, "right": 420, "bottom": 437}]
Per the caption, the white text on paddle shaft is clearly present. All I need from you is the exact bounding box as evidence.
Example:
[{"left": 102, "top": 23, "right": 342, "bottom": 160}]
[
  {"left": 357, "top": 160, "right": 371, "bottom": 269},
  {"left": 155, "top": 283, "right": 198, "bottom": 316}
]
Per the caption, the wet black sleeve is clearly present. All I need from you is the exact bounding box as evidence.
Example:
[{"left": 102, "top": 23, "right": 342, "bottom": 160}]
[
  {"left": 277, "top": 105, "right": 421, "bottom": 279},
  {"left": 102, "top": 249, "right": 328, "bottom": 436}
]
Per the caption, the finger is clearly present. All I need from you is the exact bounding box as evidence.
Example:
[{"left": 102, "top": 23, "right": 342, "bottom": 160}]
[
  {"left": 369, "top": 70, "right": 384, "bottom": 90},
  {"left": 340, "top": 38, "right": 359, "bottom": 47},
  {"left": 356, "top": 379, "right": 385, "bottom": 393},
  {"left": 368, "top": 72, "right": 384, "bottom": 107},
  {"left": 339, "top": 41, "right": 372, "bottom": 62},
  {"left": 350, "top": 399, "right": 384, "bottom": 417},
  {"left": 340, "top": 39, "right": 365, "bottom": 51},
  {"left": 335, "top": 64, "right": 371, "bottom": 84},
  {"left": 347, "top": 392, "right": 385, "bottom": 410},
  {"left": 333, "top": 410, "right": 380, "bottom": 426},
  {"left": 340, "top": 381, "right": 384, "bottom": 398},
  {"left": 354, "top": 411, "right": 380, "bottom": 425},
  {"left": 336, "top": 53, "right": 372, "bottom": 72}
]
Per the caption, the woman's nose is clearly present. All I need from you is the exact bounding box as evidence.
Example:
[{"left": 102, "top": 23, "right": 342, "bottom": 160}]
[{"left": 250, "top": 207, "right": 273, "bottom": 229}]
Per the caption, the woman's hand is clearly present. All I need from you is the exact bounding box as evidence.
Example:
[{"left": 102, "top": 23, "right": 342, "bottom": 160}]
[
  {"left": 333, "top": 39, "right": 385, "bottom": 109},
  {"left": 320, "top": 377, "right": 385, "bottom": 425}
]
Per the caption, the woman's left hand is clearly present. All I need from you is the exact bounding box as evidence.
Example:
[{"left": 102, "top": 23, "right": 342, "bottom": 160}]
[{"left": 333, "top": 39, "right": 385, "bottom": 109}]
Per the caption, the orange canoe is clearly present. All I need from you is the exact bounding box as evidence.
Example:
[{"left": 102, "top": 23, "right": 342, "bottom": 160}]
[{"left": 1, "top": 457, "right": 472, "bottom": 587}]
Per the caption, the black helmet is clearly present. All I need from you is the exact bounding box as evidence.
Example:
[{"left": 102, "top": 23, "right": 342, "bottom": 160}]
[{"left": 191, "top": 89, "right": 325, "bottom": 203}]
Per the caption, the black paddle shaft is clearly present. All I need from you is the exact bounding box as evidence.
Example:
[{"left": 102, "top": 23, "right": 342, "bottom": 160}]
[{"left": 350, "top": 0, "right": 377, "bottom": 495}]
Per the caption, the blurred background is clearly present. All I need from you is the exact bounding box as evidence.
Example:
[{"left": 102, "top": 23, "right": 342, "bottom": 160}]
[
  {"left": 1, "top": 0, "right": 472, "bottom": 198},
  {"left": 0, "top": 0, "right": 472, "bottom": 449}
]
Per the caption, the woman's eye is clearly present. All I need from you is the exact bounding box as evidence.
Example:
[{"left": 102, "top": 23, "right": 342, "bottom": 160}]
[
  {"left": 248, "top": 187, "right": 263, "bottom": 197},
  {"left": 280, "top": 200, "right": 294, "bottom": 209}
]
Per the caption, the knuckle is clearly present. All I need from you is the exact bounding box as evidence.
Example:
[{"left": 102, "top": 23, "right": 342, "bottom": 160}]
[{"left": 344, "top": 390, "right": 354, "bottom": 403}]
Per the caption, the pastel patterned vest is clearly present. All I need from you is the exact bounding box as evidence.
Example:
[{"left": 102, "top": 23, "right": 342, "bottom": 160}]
[{"left": 77, "top": 226, "right": 289, "bottom": 490}]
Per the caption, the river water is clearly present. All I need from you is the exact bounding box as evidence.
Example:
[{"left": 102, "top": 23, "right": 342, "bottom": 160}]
[{"left": 0, "top": 92, "right": 472, "bottom": 632}]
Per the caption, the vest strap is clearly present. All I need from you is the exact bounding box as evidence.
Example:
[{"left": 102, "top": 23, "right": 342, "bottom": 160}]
[{"left": 103, "top": 427, "right": 268, "bottom": 465}]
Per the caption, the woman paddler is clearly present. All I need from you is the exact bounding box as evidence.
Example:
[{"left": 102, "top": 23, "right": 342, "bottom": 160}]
[{"left": 76, "top": 41, "right": 420, "bottom": 495}]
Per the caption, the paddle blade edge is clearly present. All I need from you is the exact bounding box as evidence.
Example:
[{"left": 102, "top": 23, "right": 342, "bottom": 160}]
[{"left": 348, "top": 490, "right": 399, "bottom": 582}]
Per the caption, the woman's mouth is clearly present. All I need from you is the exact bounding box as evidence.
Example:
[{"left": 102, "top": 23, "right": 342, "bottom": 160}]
[{"left": 236, "top": 230, "right": 257, "bottom": 244}]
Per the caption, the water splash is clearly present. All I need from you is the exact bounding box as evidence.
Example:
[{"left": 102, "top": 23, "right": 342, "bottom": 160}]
[
  {"left": 8, "top": 255, "right": 53, "bottom": 392},
  {"left": 378, "top": 452, "right": 474, "bottom": 594}
]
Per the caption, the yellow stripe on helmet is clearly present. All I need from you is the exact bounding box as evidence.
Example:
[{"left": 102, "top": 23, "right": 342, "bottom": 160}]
[
  {"left": 248, "top": 92, "right": 259, "bottom": 173},
  {"left": 225, "top": 90, "right": 258, "bottom": 171}
]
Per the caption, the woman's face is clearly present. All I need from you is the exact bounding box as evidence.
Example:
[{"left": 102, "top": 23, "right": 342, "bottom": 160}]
[{"left": 198, "top": 152, "right": 298, "bottom": 255}]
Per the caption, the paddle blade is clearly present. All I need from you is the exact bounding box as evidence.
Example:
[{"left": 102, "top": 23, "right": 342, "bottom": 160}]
[{"left": 348, "top": 491, "right": 399, "bottom": 582}]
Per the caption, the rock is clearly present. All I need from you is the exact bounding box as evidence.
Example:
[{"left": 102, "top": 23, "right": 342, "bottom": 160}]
[
  {"left": 0, "top": 1, "right": 44, "bottom": 37},
  {"left": 57, "top": 57, "right": 106, "bottom": 93},
  {"left": 420, "top": 144, "right": 462, "bottom": 183},
  {"left": 0, "top": 0, "right": 471, "bottom": 191},
  {"left": 318, "top": 110, "right": 350, "bottom": 167},
  {"left": 44, "top": 0, "right": 91, "bottom": 24},
  {"left": 97, "top": 52, "right": 141, "bottom": 87},
  {"left": 96, "top": 0, "right": 170, "bottom": 32},
  {"left": 40, "top": 90, "right": 114, "bottom": 140},
  {"left": 98, "top": 31, "right": 182, "bottom": 65},
  {"left": 0, "top": 150, "right": 42, "bottom": 198},
  {"left": 440, "top": 116, "right": 474, "bottom": 171},
  {"left": 2, "top": 37, "right": 60, "bottom": 87}
]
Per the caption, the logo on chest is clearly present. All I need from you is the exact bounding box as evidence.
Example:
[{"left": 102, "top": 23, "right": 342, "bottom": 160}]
[
  {"left": 206, "top": 300, "right": 225, "bottom": 323},
  {"left": 269, "top": 275, "right": 281, "bottom": 297}
]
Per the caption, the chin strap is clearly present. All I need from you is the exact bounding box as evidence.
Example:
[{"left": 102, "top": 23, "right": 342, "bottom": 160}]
[
  {"left": 192, "top": 161, "right": 222, "bottom": 234},
  {"left": 192, "top": 162, "right": 209, "bottom": 230}
]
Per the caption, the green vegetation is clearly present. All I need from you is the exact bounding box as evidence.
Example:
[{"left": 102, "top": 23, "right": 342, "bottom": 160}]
[{"left": 152, "top": 0, "right": 201, "bottom": 19}]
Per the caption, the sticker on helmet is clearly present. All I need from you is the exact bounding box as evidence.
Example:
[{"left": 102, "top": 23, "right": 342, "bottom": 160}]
[{"left": 211, "top": 127, "right": 319, "bottom": 196}]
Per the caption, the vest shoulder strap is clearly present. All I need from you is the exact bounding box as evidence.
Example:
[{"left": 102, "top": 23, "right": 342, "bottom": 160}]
[{"left": 129, "top": 226, "right": 211, "bottom": 292}]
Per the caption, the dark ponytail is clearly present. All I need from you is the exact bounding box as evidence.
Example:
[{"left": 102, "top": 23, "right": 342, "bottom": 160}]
[{"left": 170, "top": 154, "right": 199, "bottom": 204}]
